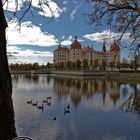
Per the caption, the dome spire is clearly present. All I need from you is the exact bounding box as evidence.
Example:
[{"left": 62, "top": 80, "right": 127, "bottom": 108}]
[
  {"left": 71, "top": 36, "right": 81, "bottom": 49},
  {"left": 75, "top": 36, "right": 77, "bottom": 41}
]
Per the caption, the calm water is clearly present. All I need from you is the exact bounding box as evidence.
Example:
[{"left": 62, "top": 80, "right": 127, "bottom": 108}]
[{"left": 12, "top": 74, "right": 140, "bottom": 140}]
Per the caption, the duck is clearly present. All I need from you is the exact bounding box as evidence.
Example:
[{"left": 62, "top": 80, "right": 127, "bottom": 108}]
[
  {"left": 38, "top": 104, "right": 44, "bottom": 110},
  {"left": 47, "top": 96, "right": 51, "bottom": 100},
  {"left": 53, "top": 117, "right": 56, "bottom": 120},
  {"left": 32, "top": 101, "right": 38, "bottom": 106},
  {"left": 67, "top": 103, "right": 70, "bottom": 109},
  {"left": 43, "top": 99, "right": 48, "bottom": 103},
  {"left": 27, "top": 100, "right": 32, "bottom": 104},
  {"left": 47, "top": 101, "right": 51, "bottom": 106},
  {"left": 64, "top": 107, "right": 70, "bottom": 114}
]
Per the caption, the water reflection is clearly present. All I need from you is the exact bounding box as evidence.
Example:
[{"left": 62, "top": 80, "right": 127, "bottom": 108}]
[
  {"left": 12, "top": 74, "right": 140, "bottom": 140},
  {"left": 122, "top": 84, "right": 140, "bottom": 119},
  {"left": 53, "top": 77, "right": 131, "bottom": 111},
  {"left": 0, "top": 95, "right": 17, "bottom": 140}
]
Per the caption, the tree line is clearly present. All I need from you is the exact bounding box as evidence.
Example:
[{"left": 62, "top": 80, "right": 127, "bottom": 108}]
[{"left": 9, "top": 59, "right": 139, "bottom": 72}]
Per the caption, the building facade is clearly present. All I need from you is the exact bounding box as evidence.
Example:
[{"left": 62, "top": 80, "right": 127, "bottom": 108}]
[{"left": 53, "top": 37, "right": 120, "bottom": 67}]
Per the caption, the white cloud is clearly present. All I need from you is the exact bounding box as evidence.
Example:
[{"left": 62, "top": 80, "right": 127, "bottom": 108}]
[
  {"left": 7, "top": 45, "right": 53, "bottom": 64},
  {"left": 61, "top": 36, "right": 83, "bottom": 46},
  {"left": 63, "top": 0, "right": 68, "bottom": 5},
  {"left": 61, "top": 35, "right": 65, "bottom": 39},
  {"left": 61, "top": 36, "right": 72, "bottom": 46},
  {"left": 61, "top": 40, "right": 72, "bottom": 46},
  {"left": 68, "top": 36, "right": 73, "bottom": 40},
  {"left": 84, "top": 31, "right": 111, "bottom": 42},
  {"left": 7, "top": 21, "right": 59, "bottom": 46},
  {"left": 36, "top": 0, "right": 64, "bottom": 18},
  {"left": 70, "top": 6, "right": 78, "bottom": 21},
  {"left": 4, "top": 0, "right": 64, "bottom": 18},
  {"left": 7, "top": 46, "right": 53, "bottom": 57},
  {"left": 83, "top": 30, "right": 131, "bottom": 42}
]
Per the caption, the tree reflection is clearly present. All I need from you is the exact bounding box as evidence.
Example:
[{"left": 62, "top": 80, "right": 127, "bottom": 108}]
[
  {"left": 122, "top": 84, "right": 140, "bottom": 119},
  {"left": 53, "top": 77, "right": 125, "bottom": 108},
  {"left": 0, "top": 95, "right": 17, "bottom": 140}
]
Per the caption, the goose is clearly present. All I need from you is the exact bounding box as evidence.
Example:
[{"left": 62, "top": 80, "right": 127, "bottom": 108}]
[
  {"left": 27, "top": 100, "right": 32, "bottom": 104},
  {"left": 47, "top": 101, "right": 51, "bottom": 106},
  {"left": 43, "top": 99, "right": 48, "bottom": 103},
  {"left": 32, "top": 101, "right": 38, "bottom": 106},
  {"left": 38, "top": 104, "right": 44, "bottom": 110},
  {"left": 64, "top": 108, "right": 70, "bottom": 114},
  {"left": 47, "top": 96, "right": 51, "bottom": 100},
  {"left": 67, "top": 103, "right": 70, "bottom": 109},
  {"left": 53, "top": 117, "right": 56, "bottom": 120}
]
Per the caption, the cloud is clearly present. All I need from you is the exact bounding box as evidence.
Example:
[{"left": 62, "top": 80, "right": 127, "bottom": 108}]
[
  {"left": 7, "top": 46, "right": 53, "bottom": 57},
  {"left": 83, "top": 30, "right": 131, "bottom": 42},
  {"left": 7, "top": 45, "right": 53, "bottom": 64},
  {"left": 60, "top": 36, "right": 72, "bottom": 45},
  {"left": 4, "top": 0, "right": 64, "bottom": 18},
  {"left": 61, "top": 40, "right": 72, "bottom": 46},
  {"left": 60, "top": 36, "right": 84, "bottom": 46},
  {"left": 36, "top": 0, "right": 64, "bottom": 18},
  {"left": 63, "top": 0, "right": 68, "bottom": 5},
  {"left": 70, "top": 6, "right": 78, "bottom": 21},
  {"left": 7, "top": 21, "right": 59, "bottom": 46}
]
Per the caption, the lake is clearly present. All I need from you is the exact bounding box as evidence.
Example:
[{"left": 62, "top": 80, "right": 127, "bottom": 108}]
[{"left": 12, "top": 74, "right": 140, "bottom": 140}]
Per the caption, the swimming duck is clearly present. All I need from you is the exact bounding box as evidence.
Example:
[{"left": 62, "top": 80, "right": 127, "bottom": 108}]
[
  {"left": 67, "top": 103, "right": 70, "bottom": 109},
  {"left": 32, "top": 101, "right": 38, "bottom": 106},
  {"left": 27, "top": 100, "right": 32, "bottom": 104},
  {"left": 38, "top": 104, "right": 44, "bottom": 110},
  {"left": 53, "top": 117, "right": 56, "bottom": 120},
  {"left": 47, "top": 96, "right": 51, "bottom": 100},
  {"left": 64, "top": 108, "right": 70, "bottom": 114}
]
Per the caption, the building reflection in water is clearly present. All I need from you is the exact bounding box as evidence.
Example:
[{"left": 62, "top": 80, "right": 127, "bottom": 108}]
[
  {"left": 0, "top": 95, "right": 17, "bottom": 140},
  {"left": 53, "top": 76, "right": 130, "bottom": 109},
  {"left": 10, "top": 74, "right": 140, "bottom": 139}
]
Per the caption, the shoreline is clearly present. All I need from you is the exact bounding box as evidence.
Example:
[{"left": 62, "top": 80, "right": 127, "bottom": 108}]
[{"left": 10, "top": 70, "right": 140, "bottom": 79}]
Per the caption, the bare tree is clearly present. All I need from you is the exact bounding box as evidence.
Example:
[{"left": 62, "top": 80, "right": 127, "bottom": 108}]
[
  {"left": 0, "top": 0, "right": 53, "bottom": 138},
  {"left": 0, "top": 0, "right": 12, "bottom": 97},
  {"left": 0, "top": 0, "right": 54, "bottom": 95},
  {"left": 87, "top": 0, "right": 140, "bottom": 44}
]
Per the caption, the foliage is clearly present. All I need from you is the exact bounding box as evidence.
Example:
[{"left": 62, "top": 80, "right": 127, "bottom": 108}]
[
  {"left": 88, "top": 0, "right": 140, "bottom": 43},
  {"left": 101, "top": 60, "right": 106, "bottom": 71},
  {"left": 82, "top": 59, "right": 88, "bottom": 69},
  {"left": 66, "top": 61, "right": 72, "bottom": 70},
  {"left": 2, "top": 0, "right": 54, "bottom": 23},
  {"left": 76, "top": 59, "right": 81, "bottom": 70},
  {"left": 93, "top": 59, "right": 99, "bottom": 69},
  {"left": 109, "top": 61, "right": 114, "bottom": 71},
  {"left": 116, "top": 61, "right": 121, "bottom": 70}
]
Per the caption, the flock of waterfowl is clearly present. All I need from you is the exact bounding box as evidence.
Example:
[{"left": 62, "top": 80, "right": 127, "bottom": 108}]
[{"left": 26, "top": 96, "right": 70, "bottom": 120}]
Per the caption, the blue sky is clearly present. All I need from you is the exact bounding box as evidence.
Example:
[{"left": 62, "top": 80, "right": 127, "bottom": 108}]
[{"left": 4, "top": 0, "right": 134, "bottom": 64}]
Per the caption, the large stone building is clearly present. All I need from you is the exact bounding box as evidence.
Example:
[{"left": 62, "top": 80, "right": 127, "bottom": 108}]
[{"left": 53, "top": 37, "right": 120, "bottom": 67}]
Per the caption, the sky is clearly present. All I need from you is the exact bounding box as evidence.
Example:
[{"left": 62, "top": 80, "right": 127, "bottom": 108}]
[{"left": 4, "top": 0, "right": 135, "bottom": 64}]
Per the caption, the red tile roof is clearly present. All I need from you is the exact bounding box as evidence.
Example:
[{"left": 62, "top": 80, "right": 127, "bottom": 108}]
[
  {"left": 95, "top": 51, "right": 107, "bottom": 56},
  {"left": 83, "top": 47, "right": 93, "bottom": 52},
  {"left": 70, "top": 38, "right": 82, "bottom": 49},
  {"left": 55, "top": 47, "right": 70, "bottom": 52}
]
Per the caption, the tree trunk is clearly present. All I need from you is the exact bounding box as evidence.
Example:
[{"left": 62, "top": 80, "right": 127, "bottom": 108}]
[
  {"left": 0, "top": 96, "right": 17, "bottom": 140},
  {"left": 0, "top": 0, "right": 12, "bottom": 97},
  {"left": 0, "top": 1, "right": 17, "bottom": 139}
]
